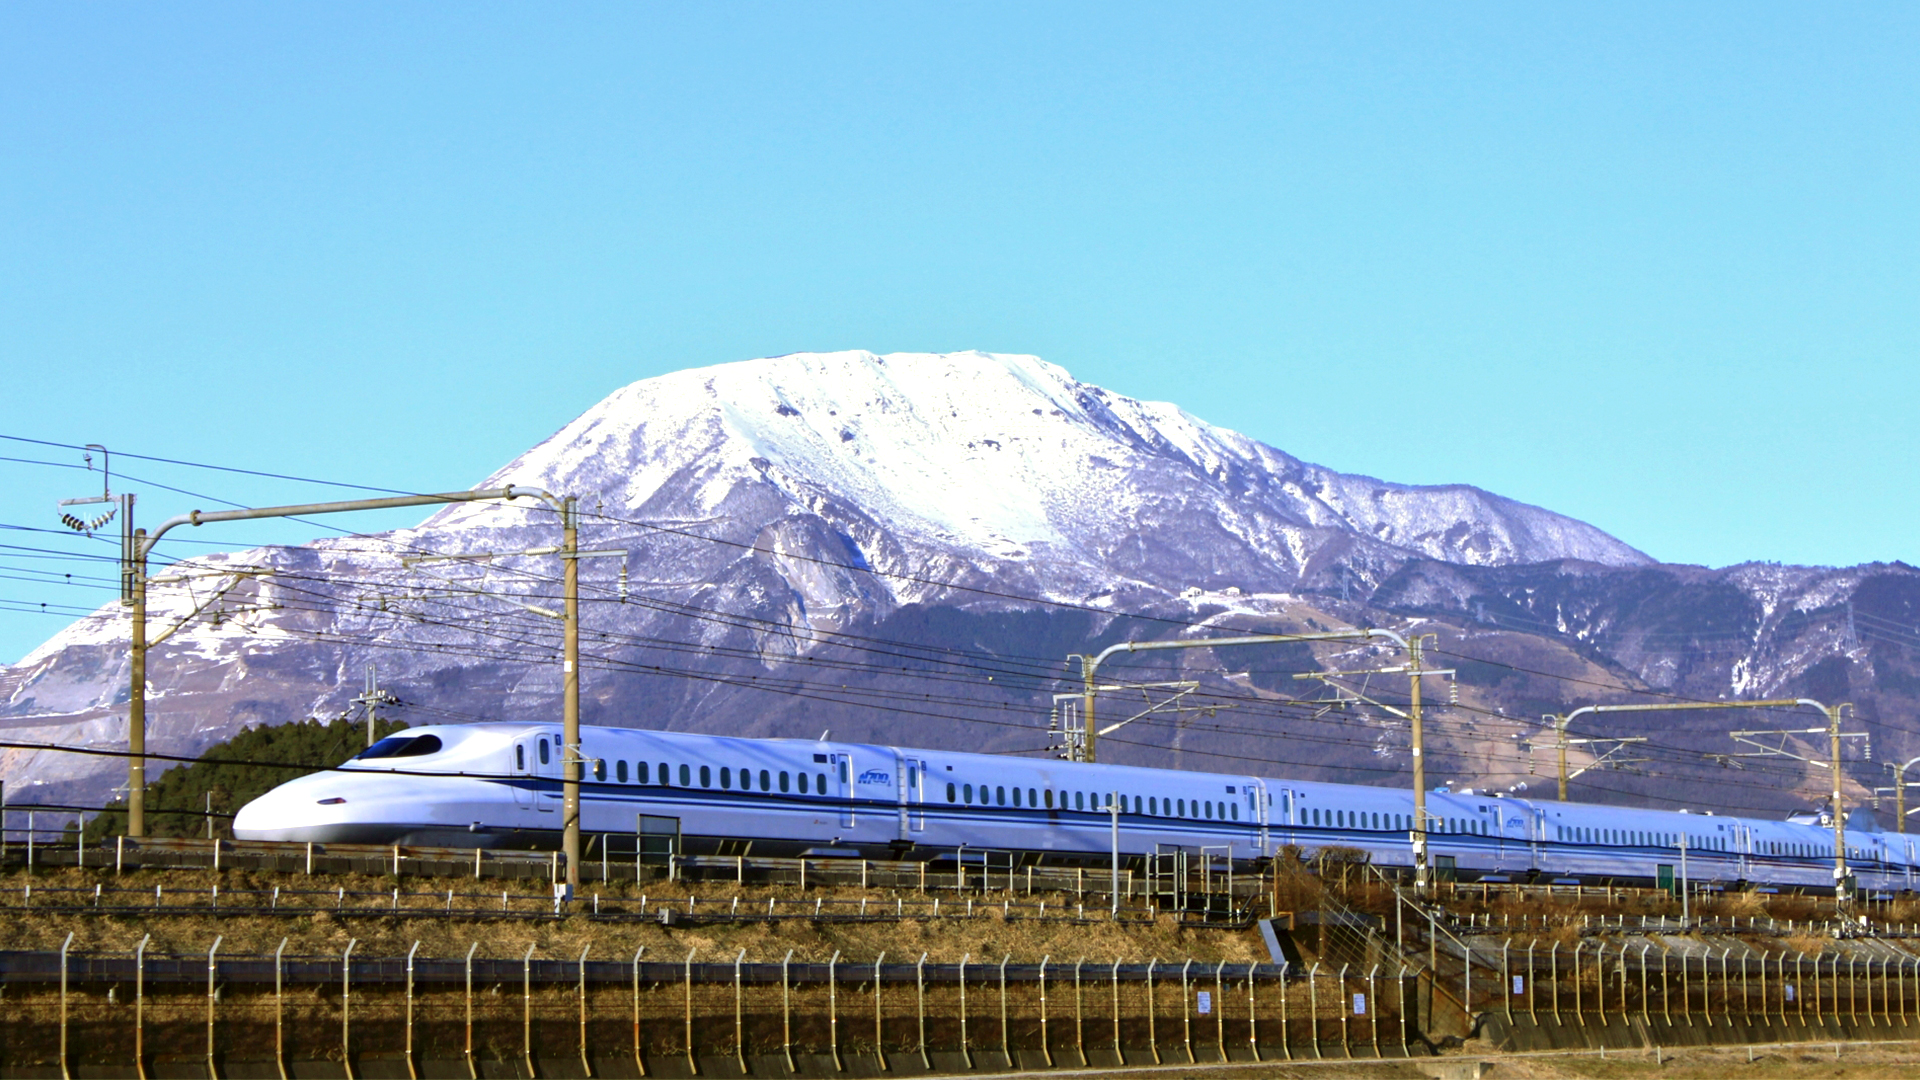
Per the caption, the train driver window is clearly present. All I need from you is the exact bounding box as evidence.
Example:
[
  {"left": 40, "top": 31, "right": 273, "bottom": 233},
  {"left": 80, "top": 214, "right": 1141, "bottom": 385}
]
[
  {"left": 616, "top": 760, "right": 628, "bottom": 783},
  {"left": 516, "top": 745, "right": 525, "bottom": 770},
  {"left": 947, "top": 783, "right": 956, "bottom": 803}
]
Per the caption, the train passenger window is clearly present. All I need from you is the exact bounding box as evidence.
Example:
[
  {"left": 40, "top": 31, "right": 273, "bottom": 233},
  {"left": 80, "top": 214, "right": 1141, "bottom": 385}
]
[
  {"left": 617, "top": 760, "right": 628, "bottom": 783},
  {"left": 797, "top": 772, "right": 809, "bottom": 794},
  {"left": 817, "top": 772, "right": 828, "bottom": 793},
  {"left": 695, "top": 766, "right": 708, "bottom": 787},
  {"left": 761, "top": 769, "right": 771, "bottom": 791},
  {"left": 1073, "top": 791, "right": 1082, "bottom": 811},
  {"left": 839, "top": 760, "right": 850, "bottom": 784},
  {"left": 947, "top": 783, "right": 956, "bottom": 803},
  {"left": 963, "top": 783, "right": 973, "bottom": 803},
  {"left": 658, "top": 763, "right": 669, "bottom": 785},
  {"left": 1149, "top": 797, "right": 1158, "bottom": 815},
  {"left": 1012, "top": 787, "right": 1022, "bottom": 807},
  {"left": 1179, "top": 799, "right": 1187, "bottom": 817},
  {"left": 1029, "top": 788, "right": 1038, "bottom": 806},
  {"left": 780, "top": 771, "right": 790, "bottom": 792},
  {"left": 679, "top": 764, "right": 691, "bottom": 786},
  {"left": 996, "top": 786, "right": 1006, "bottom": 806},
  {"left": 1045, "top": 791, "right": 1055, "bottom": 809},
  {"left": 594, "top": 759, "right": 607, "bottom": 781},
  {"left": 539, "top": 739, "right": 550, "bottom": 765},
  {"left": 1134, "top": 796, "right": 1143, "bottom": 814},
  {"left": 1233, "top": 804, "right": 1240, "bottom": 821},
  {"left": 1205, "top": 802, "right": 1213, "bottom": 820},
  {"left": 720, "top": 767, "right": 731, "bottom": 789},
  {"left": 516, "top": 745, "right": 525, "bottom": 770}
]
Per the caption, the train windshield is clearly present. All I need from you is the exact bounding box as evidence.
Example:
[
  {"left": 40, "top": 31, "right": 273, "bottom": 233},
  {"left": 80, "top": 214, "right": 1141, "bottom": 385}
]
[{"left": 354, "top": 734, "right": 443, "bottom": 760}]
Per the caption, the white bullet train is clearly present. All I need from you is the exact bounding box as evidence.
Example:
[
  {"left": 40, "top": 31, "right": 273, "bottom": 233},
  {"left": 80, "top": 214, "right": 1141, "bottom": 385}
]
[{"left": 232, "top": 722, "right": 1920, "bottom": 894}]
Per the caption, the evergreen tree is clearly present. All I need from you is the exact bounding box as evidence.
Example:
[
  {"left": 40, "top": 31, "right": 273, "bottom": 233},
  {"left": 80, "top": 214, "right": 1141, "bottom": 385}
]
[{"left": 84, "top": 715, "right": 408, "bottom": 842}]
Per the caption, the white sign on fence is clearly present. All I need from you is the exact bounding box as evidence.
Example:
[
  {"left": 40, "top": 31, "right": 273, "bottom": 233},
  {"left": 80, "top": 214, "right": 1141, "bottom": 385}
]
[
  {"left": 1512, "top": 975, "right": 1525, "bottom": 995},
  {"left": 1197, "top": 991, "right": 1211, "bottom": 1015},
  {"left": 1786, "top": 984, "right": 1796, "bottom": 1002},
  {"left": 1353, "top": 993, "right": 1367, "bottom": 1016}
]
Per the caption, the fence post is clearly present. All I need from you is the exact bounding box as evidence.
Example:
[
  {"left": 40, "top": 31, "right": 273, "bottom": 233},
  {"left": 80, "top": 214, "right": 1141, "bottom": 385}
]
[
  {"left": 1336, "top": 963, "right": 1352, "bottom": 1060},
  {"left": 1501, "top": 940, "right": 1512, "bottom": 1024},
  {"left": 1306, "top": 963, "right": 1322, "bottom": 1061},
  {"left": 998, "top": 955, "right": 1012, "bottom": 1069},
  {"left": 1216, "top": 960, "right": 1229, "bottom": 1063},
  {"left": 343, "top": 939, "right": 359, "bottom": 1080},
  {"left": 400, "top": 942, "right": 419, "bottom": 1080},
  {"left": 1248, "top": 962, "right": 1262, "bottom": 1063},
  {"left": 1073, "top": 958, "right": 1088, "bottom": 1067},
  {"left": 467, "top": 943, "right": 481, "bottom": 1080},
  {"left": 959, "top": 953, "right": 973, "bottom": 1069},
  {"left": 901, "top": 952, "right": 922, "bottom": 1070},
  {"left": 581, "top": 945, "right": 596, "bottom": 1079},
  {"left": 136, "top": 934, "right": 149, "bottom": 1080},
  {"left": 1528, "top": 942, "right": 1537, "bottom": 1023},
  {"left": 781, "top": 950, "right": 796, "bottom": 1074},
  {"left": 1037, "top": 956, "right": 1052, "bottom": 1067},
  {"left": 1110, "top": 959, "right": 1125, "bottom": 1065},
  {"left": 1367, "top": 965, "right": 1381, "bottom": 1059},
  {"left": 524, "top": 943, "right": 538, "bottom": 1080},
  {"left": 683, "top": 948, "right": 700, "bottom": 1076},
  {"left": 1549, "top": 943, "right": 1561, "bottom": 1026},
  {"left": 730, "top": 949, "right": 745, "bottom": 1076},
  {"left": 1147, "top": 959, "right": 1161, "bottom": 1064},
  {"left": 1572, "top": 942, "right": 1583, "bottom": 1027},
  {"left": 1277, "top": 962, "right": 1291, "bottom": 1061},
  {"left": 874, "top": 951, "right": 888, "bottom": 1071},
  {"left": 1179, "top": 959, "right": 1195, "bottom": 1064},
  {"left": 1397, "top": 964, "right": 1410, "bottom": 1059},
  {"left": 275, "top": 938, "right": 290, "bottom": 1080},
  {"left": 829, "top": 950, "right": 844, "bottom": 1073},
  {"left": 59, "top": 930, "right": 72, "bottom": 1080}
]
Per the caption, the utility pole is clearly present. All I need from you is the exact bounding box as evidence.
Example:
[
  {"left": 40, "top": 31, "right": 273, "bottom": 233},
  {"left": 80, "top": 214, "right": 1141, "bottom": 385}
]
[
  {"left": 350, "top": 662, "right": 399, "bottom": 748},
  {"left": 1291, "top": 635, "right": 1454, "bottom": 895},
  {"left": 1409, "top": 635, "right": 1427, "bottom": 895},
  {"left": 560, "top": 497, "right": 582, "bottom": 897},
  {"left": 1547, "top": 699, "right": 1863, "bottom": 905},
  {"left": 1727, "top": 701, "right": 1865, "bottom": 907},
  {"left": 99, "top": 485, "right": 568, "bottom": 838},
  {"left": 1891, "top": 756, "right": 1920, "bottom": 834}
]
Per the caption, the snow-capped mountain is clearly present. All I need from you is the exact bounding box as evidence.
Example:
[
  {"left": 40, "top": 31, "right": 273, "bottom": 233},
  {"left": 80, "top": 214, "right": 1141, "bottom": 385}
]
[{"left": 2, "top": 351, "right": 1913, "bottom": 816}]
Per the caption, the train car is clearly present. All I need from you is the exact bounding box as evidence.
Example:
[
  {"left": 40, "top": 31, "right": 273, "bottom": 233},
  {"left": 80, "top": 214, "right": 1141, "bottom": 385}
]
[{"left": 232, "top": 722, "right": 1912, "bottom": 894}]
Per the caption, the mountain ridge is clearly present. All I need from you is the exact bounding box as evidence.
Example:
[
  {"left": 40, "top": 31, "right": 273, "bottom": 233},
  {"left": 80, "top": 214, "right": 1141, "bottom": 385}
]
[{"left": 2, "top": 351, "right": 1911, "bottom": 819}]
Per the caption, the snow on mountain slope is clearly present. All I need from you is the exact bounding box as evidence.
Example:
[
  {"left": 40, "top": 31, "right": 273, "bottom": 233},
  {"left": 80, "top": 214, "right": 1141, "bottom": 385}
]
[{"left": 425, "top": 350, "right": 1651, "bottom": 587}]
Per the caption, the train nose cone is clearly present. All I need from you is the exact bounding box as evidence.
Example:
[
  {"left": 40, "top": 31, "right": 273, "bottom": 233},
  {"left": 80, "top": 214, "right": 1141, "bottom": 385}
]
[{"left": 233, "top": 776, "right": 350, "bottom": 841}]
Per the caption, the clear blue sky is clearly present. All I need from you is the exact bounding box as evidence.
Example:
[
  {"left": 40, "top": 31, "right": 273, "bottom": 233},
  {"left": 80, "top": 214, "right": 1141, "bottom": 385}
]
[{"left": 2, "top": 3, "right": 1916, "bottom": 664}]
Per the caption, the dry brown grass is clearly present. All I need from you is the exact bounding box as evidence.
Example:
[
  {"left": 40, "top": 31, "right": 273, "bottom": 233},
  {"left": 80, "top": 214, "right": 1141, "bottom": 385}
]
[{"left": 0, "top": 864, "right": 1269, "bottom": 965}]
